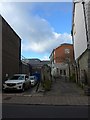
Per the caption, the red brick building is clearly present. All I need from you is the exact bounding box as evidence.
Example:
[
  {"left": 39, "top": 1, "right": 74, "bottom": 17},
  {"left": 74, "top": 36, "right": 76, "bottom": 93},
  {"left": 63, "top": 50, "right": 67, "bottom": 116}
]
[
  {"left": 54, "top": 43, "right": 74, "bottom": 64},
  {"left": 50, "top": 43, "right": 74, "bottom": 78}
]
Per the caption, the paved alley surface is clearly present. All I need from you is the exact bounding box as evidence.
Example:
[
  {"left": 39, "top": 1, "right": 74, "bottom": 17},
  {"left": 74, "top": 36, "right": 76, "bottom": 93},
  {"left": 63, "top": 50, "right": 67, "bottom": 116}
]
[
  {"left": 45, "top": 78, "right": 84, "bottom": 96},
  {"left": 2, "top": 78, "right": 89, "bottom": 105}
]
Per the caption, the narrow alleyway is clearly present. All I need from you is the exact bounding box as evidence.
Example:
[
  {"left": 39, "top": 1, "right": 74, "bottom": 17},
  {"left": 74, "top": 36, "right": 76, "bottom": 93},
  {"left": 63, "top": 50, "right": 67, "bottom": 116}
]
[{"left": 45, "top": 77, "right": 84, "bottom": 96}]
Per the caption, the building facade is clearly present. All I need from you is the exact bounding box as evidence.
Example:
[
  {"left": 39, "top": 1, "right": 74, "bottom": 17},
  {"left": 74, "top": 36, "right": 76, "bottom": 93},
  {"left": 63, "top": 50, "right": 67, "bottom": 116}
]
[
  {"left": 20, "top": 61, "right": 31, "bottom": 75},
  {"left": 50, "top": 43, "right": 74, "bottom": 78},
  {"left": 0, "top": 15, "right": 2, "bottom": 90},
  {"left": 54, "top": 43, "right": 74, "bottom": 64},
  {"left": 71, "top": 0, "right": 90, "bottom": 86},
  {"left": 23, "top": 58, "right": 50, "bottom": 76},
  {"left": 1, "top": 16, "right": 21, "bottom": 82}
]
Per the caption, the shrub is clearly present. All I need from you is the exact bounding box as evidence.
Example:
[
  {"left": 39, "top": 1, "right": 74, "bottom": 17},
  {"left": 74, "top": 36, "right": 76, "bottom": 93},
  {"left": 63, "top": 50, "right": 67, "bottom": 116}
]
[
  {"left": 69, "top": 73, "right": 76, "bottom": 82},
  {"left": 43, "top": 80, "right": 52, "bottom": 91}
]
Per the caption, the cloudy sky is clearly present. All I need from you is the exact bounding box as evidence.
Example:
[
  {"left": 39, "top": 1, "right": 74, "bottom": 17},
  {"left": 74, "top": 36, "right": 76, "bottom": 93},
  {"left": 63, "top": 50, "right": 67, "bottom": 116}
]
[{"left": 0, "top": 1, "right": 73, "bottom": 60}]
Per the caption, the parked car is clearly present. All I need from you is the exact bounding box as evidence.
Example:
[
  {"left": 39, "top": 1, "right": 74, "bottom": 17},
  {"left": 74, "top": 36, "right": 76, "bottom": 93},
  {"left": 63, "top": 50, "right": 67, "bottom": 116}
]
[
  {"left": 3, "top": 74, "right": 31, "bottom": 92},
  {"left": 29, "top": 76, "right": 38, "bottom": 86}
]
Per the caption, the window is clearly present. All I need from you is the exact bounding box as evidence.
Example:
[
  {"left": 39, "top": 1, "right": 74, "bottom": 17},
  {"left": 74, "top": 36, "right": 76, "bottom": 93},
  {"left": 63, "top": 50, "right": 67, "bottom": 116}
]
[
  {"left": 64, "top": 70, "right": 66, "bottom": 75},
  {"left": 65, "top": 49, "right": 70, "bottom": 54},
  {"left": 57, "top": 68, "right": 59, "bottom": 73},
  {"left": 60, "top": 70, "right": 62, "bottom": 75}
]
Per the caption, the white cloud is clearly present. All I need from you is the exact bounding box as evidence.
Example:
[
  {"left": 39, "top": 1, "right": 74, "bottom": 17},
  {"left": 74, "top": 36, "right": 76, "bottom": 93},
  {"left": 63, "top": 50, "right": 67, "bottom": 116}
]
[
  {"left": 22, "top": 32, "right": 72, "bottom": 53},
  {"left": 41, "top": 55, "right": 49, "bottom": 60},
  {"left": 0, "top": 0, "right": 72, "bottom": 2},
  {"left": 0, "top": 2, "right": 72, "bottom": 55}
]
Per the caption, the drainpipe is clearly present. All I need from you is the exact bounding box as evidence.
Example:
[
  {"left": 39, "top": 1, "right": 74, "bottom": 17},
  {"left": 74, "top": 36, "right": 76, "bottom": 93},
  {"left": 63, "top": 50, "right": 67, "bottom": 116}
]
[{"left": 82, "top": 1, "right": 89, "bottom": 43}]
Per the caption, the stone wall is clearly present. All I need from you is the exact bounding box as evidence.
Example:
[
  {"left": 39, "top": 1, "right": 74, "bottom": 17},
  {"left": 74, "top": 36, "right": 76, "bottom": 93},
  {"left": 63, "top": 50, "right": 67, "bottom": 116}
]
[
  {"left": 78, "top": 50, "right": 88, "bottom": 84},
  {"left": 88, "top": 49, "right": 90, "bottom": 85}
]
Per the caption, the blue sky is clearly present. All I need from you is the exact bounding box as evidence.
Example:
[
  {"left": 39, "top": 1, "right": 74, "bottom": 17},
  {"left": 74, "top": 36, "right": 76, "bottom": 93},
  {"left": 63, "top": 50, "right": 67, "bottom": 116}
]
[
  {"left": 31, "top": 2, "right": 73, "bottom": 33},
  {"left": 0, "top": 2, "right": 73, "bottom": 60}
]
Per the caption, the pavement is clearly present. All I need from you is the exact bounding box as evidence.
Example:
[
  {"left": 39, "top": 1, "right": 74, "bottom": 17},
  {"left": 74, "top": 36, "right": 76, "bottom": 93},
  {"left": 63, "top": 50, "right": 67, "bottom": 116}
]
[{"left": 2, "top": 78, "right": 89, "bottom": 105}]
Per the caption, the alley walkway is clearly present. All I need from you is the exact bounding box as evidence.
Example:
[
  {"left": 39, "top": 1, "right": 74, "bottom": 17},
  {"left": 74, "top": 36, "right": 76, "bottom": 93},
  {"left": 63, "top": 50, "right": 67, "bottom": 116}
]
[{"left": 45, "top": 77, "right": 84, "bottom": 96}]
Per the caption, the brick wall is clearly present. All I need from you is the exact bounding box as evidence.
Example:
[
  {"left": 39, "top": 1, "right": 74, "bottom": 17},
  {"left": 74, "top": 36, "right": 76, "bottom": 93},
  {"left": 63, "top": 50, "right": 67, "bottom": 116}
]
[
  {"left": 78, "top": 50, "right": 88, "bottom": 84},
  {"left": 54, "top": 44, "right": 74, "bottom": 64}
]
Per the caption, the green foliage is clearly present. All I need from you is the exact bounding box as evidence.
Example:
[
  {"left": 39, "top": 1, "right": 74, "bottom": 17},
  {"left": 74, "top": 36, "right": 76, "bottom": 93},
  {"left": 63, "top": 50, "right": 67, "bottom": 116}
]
[
  {"left": 43, "top": 80, "right": 52, "bottom": 91},
  {"left": 69, "top": 73, "right": 76, "bottom": 82}
]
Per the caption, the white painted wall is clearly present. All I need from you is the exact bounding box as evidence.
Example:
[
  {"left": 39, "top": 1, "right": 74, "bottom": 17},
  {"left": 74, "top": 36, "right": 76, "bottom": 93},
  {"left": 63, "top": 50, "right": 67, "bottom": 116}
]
[
  {"left": 73, "top": 2, "right": 87, "bottom": 60},
  {"left": 51, "top": 63, "right": 68, "bottom": 77}
]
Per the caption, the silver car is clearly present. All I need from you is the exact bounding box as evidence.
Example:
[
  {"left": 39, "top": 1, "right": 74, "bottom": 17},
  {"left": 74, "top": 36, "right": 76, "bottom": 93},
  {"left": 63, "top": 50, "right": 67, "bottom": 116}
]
[
  {"left": 3, "top": 74, "right": 31, "bottom": 92},
  {"left": 29, "top": 76, "right": 37, "bottom": 86}
]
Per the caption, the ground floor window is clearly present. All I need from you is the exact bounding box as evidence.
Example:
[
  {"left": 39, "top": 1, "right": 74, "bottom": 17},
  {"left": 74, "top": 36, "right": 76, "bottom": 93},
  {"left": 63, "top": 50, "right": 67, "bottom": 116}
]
[
  {"left": 60, "top": 70, "right": 62, "bottom": 75},
  {"left": 60, "top": 69, "right": 66, "bottom": 75},
  {"left": 64, "top": 70, "right": 66, "bottom": 75}
]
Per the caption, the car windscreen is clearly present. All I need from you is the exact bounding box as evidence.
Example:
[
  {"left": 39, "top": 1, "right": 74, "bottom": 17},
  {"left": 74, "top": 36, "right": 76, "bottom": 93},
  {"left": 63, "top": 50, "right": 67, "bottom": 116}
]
[
  {"left": 10, "top": 76, "right": 24, "bottom": 80},
  {"left": 29, "top": 77, "right": 35, "bottom": 80}
]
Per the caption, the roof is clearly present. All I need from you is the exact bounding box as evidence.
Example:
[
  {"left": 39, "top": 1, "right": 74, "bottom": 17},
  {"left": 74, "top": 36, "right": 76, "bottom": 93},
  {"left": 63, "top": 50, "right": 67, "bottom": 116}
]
[
  {"left": 61, "top": 43, "right": 73, "bottom": 46},
  {"left": 41, "top": 60, "right": 50, "bottom": 65},
  {"left": 55, "top": 43, "right": 73, "bottom": 50},
  {"left": 22, "top": 58, "right": 41, "bottom": 64},
  {"left": 28, "top": 59, "right": 41, "bottom": 65},
  {"left": 49, "top": 43, "right": 73, "bottom": 58},
  {"left": 21, "top": 60, "right": 29, "bottom": 66}
]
